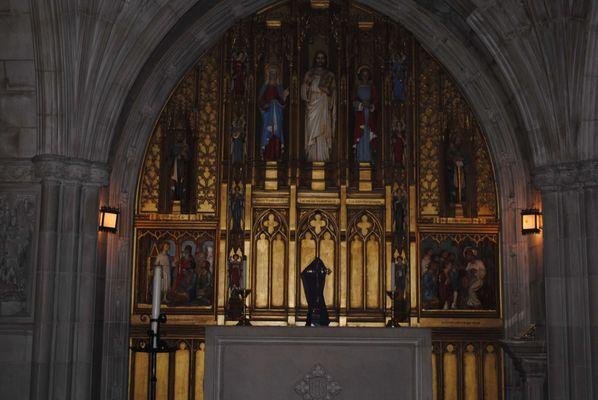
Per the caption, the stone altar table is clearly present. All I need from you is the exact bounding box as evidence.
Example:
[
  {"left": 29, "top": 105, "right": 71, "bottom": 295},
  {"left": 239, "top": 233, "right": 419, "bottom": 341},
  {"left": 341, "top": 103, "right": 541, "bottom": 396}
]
[{"left": 204, "top": 326, "right": 432, "bottom": 400}]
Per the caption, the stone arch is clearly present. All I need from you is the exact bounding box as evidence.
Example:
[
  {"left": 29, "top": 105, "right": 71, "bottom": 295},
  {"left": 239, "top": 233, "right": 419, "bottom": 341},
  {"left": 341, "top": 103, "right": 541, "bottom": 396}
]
[{"left": 102, "top": 1, "right": 539, "bottom": 398}]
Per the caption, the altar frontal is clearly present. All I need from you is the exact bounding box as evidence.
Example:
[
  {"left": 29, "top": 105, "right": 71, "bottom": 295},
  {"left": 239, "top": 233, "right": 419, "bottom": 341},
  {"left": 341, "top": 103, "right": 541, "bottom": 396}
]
[{"left": 204, "top": 326, "right": 432, "bottom": 400}]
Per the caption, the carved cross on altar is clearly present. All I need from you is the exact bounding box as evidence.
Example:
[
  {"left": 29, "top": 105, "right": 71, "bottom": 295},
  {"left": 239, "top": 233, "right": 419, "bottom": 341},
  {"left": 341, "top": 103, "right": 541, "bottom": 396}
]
[
  {"left": 263, "top": 213, "right": 279, "bottom": 234},
  {"left": 310, "top": 214, "right": 326, "bottom": 235},
  {"left": 357, "top": 215, "right": 372, "bottom": 236}
]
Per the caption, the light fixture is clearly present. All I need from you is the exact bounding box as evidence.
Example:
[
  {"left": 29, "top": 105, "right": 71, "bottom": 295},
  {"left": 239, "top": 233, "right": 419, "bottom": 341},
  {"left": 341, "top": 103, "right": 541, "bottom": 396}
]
[
  {"left": 521, "top": 208, "right": 542, "bottom": 235},
  {"left": 99, "top": 206, "right": 120, "bottom": 233}
]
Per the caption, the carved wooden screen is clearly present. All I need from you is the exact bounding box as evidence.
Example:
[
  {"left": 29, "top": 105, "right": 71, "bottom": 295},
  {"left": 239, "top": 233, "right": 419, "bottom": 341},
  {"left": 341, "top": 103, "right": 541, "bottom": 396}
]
[{"left": 131, "top": 1, "right": 503, "bottom": 399}]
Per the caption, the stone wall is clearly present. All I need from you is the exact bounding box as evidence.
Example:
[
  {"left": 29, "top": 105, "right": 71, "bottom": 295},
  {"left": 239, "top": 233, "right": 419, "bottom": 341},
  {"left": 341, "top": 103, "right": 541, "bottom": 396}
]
[
  {"left": 0, "top": 0, "right": 36, "bottom": 158},
  {"left": 0, "top": 1, "right": 37, "bottom": 398}
]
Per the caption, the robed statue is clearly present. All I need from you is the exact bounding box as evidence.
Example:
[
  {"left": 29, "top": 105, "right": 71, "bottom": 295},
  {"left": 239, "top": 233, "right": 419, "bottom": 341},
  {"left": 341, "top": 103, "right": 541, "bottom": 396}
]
[
  {"left": 445, "top": 134, "right": 467, "bottom": 205},
  {"left": 258, "top": 64, "right": 289, "bottom": 160},
  {"left": 352, "top": 65, "right": 377, "bottom": 163},
  {"left": 301, "top": 51, "right": 336, "bottom": 162},
  {"left": 169, "top": 126, "right": 190, "bottom": 205},
  {"left": 300, "top": 257, "right": 331, "bottom": 326}
]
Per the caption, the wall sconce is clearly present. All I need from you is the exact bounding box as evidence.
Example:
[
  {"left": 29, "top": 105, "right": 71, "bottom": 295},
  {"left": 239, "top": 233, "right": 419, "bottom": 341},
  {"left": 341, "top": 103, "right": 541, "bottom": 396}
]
[
  {"left": 99, "top": 206, "right": 120, "bottom": 233},
  {"left": 521, "top": 208, "right": 542, "bottom": 235}
]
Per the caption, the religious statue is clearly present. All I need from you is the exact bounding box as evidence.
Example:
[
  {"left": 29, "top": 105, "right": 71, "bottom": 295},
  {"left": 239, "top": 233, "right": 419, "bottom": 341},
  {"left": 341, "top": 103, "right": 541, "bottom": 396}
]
[
  {"left": 258, "top": 64, "right": 289, "bottom": 160},
  {"left": 391, "top": 116, "right": 407, "bottom": 166},
  {"left": 390, "top": 52, "right": 407, "bottom": 102},
  {"left": 300, "top": 257, "right": 331, "bottom": 326},
  {"left": 229, "top": 182, "right": 244, "bottom": 232},
  {"left": 154, "top": 242, "right": 172, "bottom": 302},
  {"left": 228, "top": 248, "right": 244, "bottom": 289},
  {"left": 352, "top": 65, "right": 377, "bottom": 163},
  {"left": 169, "top": 126, "right": 190, "bottom": 205},
  {"left": 231, "top": 47, "right": 248, "bottom": 97},
  {"left": 392, "top": 188, "right": 407, "bottom": 237},
  {"left": 301, "top": 51, "right": 336, "bottom": 162},
  {"left": 464, "top": 247, "right": 486, "bottom": 308},
  {"left": 392, "top": 250, "right": 407, "bottom": 294},
  {"left": 230, "top": 115, "right": 246, "bottom": 165},
  {"left": 445, "top": 134, "right": 467, "bottom": 206}
]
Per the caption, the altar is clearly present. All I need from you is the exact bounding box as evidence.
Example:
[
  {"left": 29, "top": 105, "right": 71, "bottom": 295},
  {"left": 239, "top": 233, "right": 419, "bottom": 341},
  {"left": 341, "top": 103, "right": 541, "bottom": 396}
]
[{"left": 204, "top": 326, "right": 432, "bottom": 400}]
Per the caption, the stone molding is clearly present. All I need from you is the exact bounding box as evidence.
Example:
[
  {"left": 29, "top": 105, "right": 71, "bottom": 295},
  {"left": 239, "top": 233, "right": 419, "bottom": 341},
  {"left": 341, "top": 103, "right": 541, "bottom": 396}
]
[
  {"left": 32, "top": 154, "right": 110, "bottom": 185},
  {"left": 0, "top": 159, "right": 36, "bottom": 183},
  {"left": 533, "top": 159, "right": 598, "bottom": 191},
  {"left": 500, "top": 339, "right": 547, "bottom": 400},
  {"left": 500, "top": 339, "right": 547, "bottom": 377}
]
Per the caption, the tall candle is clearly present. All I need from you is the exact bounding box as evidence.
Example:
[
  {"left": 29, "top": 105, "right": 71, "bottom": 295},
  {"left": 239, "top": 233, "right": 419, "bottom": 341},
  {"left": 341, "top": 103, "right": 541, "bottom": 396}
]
[
  {"left": 150, "top": 265, "right": 162, "bottom": 348},
  {"left": 391, "top": 262, "right": 396, "bottom": 290},
  {"left": 241, "top": 257, "right": 247, "bottom": 289}
]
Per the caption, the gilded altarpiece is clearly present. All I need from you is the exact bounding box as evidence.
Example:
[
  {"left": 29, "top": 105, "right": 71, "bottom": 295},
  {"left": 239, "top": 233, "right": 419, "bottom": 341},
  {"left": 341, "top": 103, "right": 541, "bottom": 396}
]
[{"left": 130, "top": 2, "right": 503, "bottom": 399}]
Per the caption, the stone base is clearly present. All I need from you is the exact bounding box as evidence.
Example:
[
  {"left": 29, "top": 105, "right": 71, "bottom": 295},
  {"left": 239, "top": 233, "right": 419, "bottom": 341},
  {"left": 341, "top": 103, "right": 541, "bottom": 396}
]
[
  {"left": 454, "top": 202, "right": 464, "bottom": 217},
  {"left": 311, "top": 161, "right": 326, "bottom": 191},
  {"left": 205, "top": 326, "right": 432, "bottom": 400},
  {"left": 358, "top": 162, "right": 372, "bottom": 191},
  {"left": 265, "top": 161, "right": 278, "bottom": 190},
  {"left": 172, "top": 200, "right": 181, "bottom": 214}
]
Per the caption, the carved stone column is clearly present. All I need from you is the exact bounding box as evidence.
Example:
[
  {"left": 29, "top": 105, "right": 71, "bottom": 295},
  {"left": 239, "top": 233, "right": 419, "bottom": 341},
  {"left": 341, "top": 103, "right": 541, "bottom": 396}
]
[
  {"left": 533, "top": 160, "right": 598, "bottom": 400},
  {"left": 501, "top": 339, "right": 547, "bottom": 400},
  {"left": 30, "top": 155, "right": 109, "bottom": 400}
]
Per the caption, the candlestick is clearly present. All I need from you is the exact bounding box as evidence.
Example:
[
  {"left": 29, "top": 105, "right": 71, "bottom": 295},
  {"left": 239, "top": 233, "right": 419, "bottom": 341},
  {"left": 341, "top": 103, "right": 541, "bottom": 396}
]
[
  {"left": 386, "top": 290, "right": 400, "bottom": 327},
  {"left": 130, "top": 312, "right": 174, "bottom": 400},
  {"left": 237, "top": 288, "right": 252, "bottom": 326}
]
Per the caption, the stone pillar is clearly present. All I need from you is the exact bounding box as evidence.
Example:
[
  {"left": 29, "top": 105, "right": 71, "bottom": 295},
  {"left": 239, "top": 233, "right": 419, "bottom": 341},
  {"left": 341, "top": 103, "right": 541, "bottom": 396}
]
[
  {"left": 534, "top": 160, "right": 598, "bottom": 400},
  {"left": 501, "top": 339, "right": 547, "bottom": 400},
  {"left": 30, "top": 155, "right": 109, "bottom": 400}
]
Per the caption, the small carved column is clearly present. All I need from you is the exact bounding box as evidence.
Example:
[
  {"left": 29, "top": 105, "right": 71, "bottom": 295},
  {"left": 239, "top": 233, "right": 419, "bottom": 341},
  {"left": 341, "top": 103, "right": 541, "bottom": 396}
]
[{"left": 500, "top": 339, "right": 547, "bottom": 400}]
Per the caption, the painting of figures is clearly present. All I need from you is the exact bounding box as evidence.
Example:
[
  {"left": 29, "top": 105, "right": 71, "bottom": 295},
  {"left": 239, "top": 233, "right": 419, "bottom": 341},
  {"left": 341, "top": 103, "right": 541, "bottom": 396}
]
[
  {"left": 135, "top": 229, "right": 215, "bottom": 312},
  {"left": 419, "top": 232, "right": 498, "bottom": 312}
]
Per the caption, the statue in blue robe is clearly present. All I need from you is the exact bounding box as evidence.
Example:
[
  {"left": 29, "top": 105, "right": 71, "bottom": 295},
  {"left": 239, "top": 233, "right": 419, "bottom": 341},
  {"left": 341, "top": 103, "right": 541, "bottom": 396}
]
[{"left": 258, "top": 65, "right": 289, "bottom": 160}]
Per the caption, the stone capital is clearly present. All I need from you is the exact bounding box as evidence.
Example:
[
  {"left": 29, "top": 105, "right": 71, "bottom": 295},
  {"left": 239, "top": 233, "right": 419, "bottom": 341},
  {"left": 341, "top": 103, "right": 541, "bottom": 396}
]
[
  {"left": 32, "top": 154, "right": 110, "bottom": 185},
  {"left": 533, "top": 159, "right": 598, "bottom": 192},
  {"left": 500, "top": 339, "right": 547, "bottom": 377}
]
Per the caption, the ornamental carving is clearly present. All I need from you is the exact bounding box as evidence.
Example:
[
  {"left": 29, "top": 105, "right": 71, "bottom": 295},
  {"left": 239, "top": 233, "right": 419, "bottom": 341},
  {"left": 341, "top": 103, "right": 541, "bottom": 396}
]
[
  {"left": 294, "top": 363, "right": 341, "bottom": 400},
  {"left": 0, "top": 192, "right": 37, "bottom": 316}
]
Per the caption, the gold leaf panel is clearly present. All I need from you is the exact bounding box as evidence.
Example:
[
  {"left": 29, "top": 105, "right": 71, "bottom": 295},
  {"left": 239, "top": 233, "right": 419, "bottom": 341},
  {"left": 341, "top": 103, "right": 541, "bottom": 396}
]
[
  {"left": 418, "top": 50, "right": 441, "bottom": 217},
  {"left": 139, "top": 125, "right": 162, "bottom": 213},
  {"left": 366, "top": 236, "right": 380, "bottom": 309},
  {"left": 174, "top": 342, "right": 190, "bottom": 400},
  {"left": 271, "top": 234, "right": 286, "bottom": 307},
  {"left": 255, "top": 233, "right": 270, "bottom": 308},
  {"left": 350, "top": 237, "right": 364, "bottom": 309},
  {"left": 196, "top": 46, "right": 220, "bottom": 214},
  {"left": 474, "top": 125, "right": 497, "bottom": 218}
]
